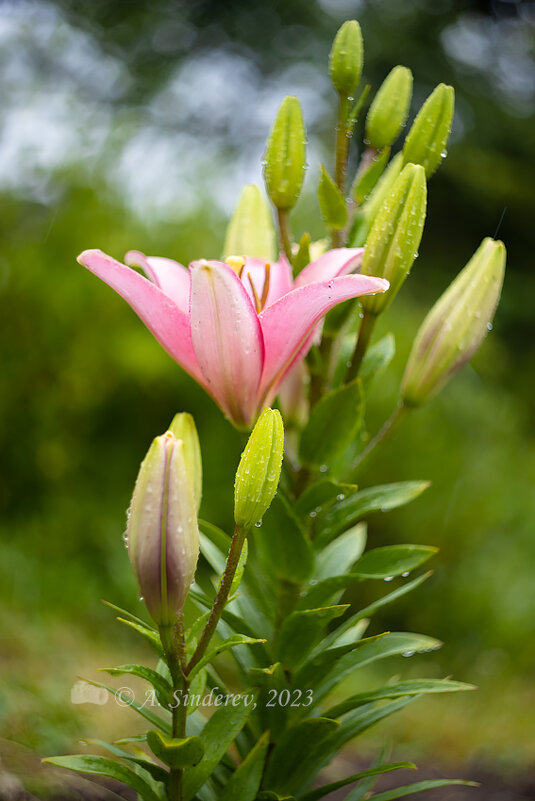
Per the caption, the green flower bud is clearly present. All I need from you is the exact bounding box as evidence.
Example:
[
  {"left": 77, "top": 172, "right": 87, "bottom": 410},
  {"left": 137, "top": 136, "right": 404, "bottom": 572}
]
[
  {"left": 403, "top": 83, "right": 455, "bottom": 178},
  {"left": 168, "top": 412, "right": 202, "bottom": 513},
  {"left": 401, "top": 238, "right": 506, "bottom": 407},
  {"left": 263, "top": 96, "right": 307, "bottom": 210},
  {"left": 234, "top": 408, "right": 284, "bottom": 529},
  {"left": 360, "top": 163, "right": 427, "bottom": 316},
  {"left": 127, "top": 430, "right": 199, "bottom": 625},
  {"left": 222, "top": 184, "right": 276, "bottom": 263},
  {"left": 329, "top": 20, "right": 364, "bottom": 98},
  {"left": 365, "top": 66, "right": 413, "bottom": 149},
  {"left": 350, "top": 152, "right": 403, "bottom": 247}
]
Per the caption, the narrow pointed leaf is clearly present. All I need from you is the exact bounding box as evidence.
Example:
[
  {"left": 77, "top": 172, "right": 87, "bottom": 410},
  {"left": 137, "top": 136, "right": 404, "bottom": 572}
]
[
  {"left": 326, "top": 678, "right": 476, "bottom": 718},
  {"left": 276, "top": 606, "right": 349, "bottom": 669},
  {"left": 263, "top": 718, "right": 340, "bottom": 794},
  {"left": 368, "top": 780, "right": 478, "bottom": 800},
  {"left": 43, "top": 756, "right": 161, "bottom": 801},
  {"left": 183, "top": 692, "right": 257, "bottom": 800},
  {"left": 188, "top": 634, "right": 266, "bottom": 679},
  {"left": 317, "top": 481, "right": 430, "bottom": 544},
  {"left": 353, "top": 545, "right": 438, "bottom": 579},
  {"left": 83, "top": 678, "right": 171, "bottom": 734},
  {"left": 295, "top": 480, "right": 358, "bottom": 518},
  {"left": 218, "top": 731, "right": 270, "bottom": 801},
  {"left": 318, "top": 165, "right": 348, "bottom": 230},
  {"left": 300, "top": 762, "right": 416, "bottom": 801}
]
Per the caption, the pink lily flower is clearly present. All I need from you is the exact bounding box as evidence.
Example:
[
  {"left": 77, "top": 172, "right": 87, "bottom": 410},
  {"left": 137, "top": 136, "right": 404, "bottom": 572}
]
[{"left": 77, "top": 248, "right": 388, "bottom": 428}]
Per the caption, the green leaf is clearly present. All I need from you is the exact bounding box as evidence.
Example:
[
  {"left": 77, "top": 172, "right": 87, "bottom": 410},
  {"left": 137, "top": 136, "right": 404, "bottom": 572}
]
[
  {"left": 313, "top": 632, "right": 442, "bottom": 705},
  {"left": 318, "top": 165, "right": 348, "bottom": 230},
  {"left": 295, "top": 480, "right": 358, "bottom": 518},
  {"left": 353, "top": 147, "right": 390, "bottom": 204},
  {"left": 183, "top": 692, "right": 257, "bottom": 801},
  {"left": 98, "top": 664, "right": 172, "bottom": 707},
  {"left": 222, "top": 184, "right": 276, "bottom": 262},
  {"left": 368, "top": 780, "right": 478, "bottom": 800},
  {"left": 360, "top": 333, "right": 396, "bottom": 392},
  {"left": 146, "top": 730, "right": 204, "bottom": 769},
  {"left": 325, "top": 678, "right": 476, "bottom": 718},
  {"left": 296, "top": 574, "right": 359, "bottom": 610},
  {"left": 345, "top": 744, "right": 392, "bottom": 801},
  {"left": 299, "top": 379, "right": 365, "bottom": 469},
  {"left": 258, "top": 492, "right": 314, "bottom": 582},
  {"left": 349, "top": 571, "right": 432, "bottom": 628},
  {"left": 116, "top": 618, "right": 164, "bottom": 657},
  {"left": 317, "top": 481, "right": 430, "bottom": 544},
  {"left": 300, "top": 762, "right": 416, "bottom": 801},
  {"left": 276, "top": 606, "right": 349, "bottom": 669},
  {"left": 325, "top": 697, "right": 417, "bottom": 755},
  {"left": 218, "top": 731, "right": 270, "bottom": 801},
  {"left": 43, "top": 755, "right": 161, "bottom": 801},
  {"left": 83, "top": 678, "right": 171, "bottom": 734},
  {"left": 189, "top": 634, "right": 266, "bottom": 679},
  {"left": 313, "top": 523, "right": 367, "bottom": 580},
  {"left": 293, "top": 232, "right": 311, "bottom": 275},
  {"left": 103, "top": 601, "right": 156, "bottom": 632},
  {"left": 263, "top": 718, "right": 340, "bottom": 794},
  {"left": 353, "top": 545, "right": 437, "bottom": 579},
  {"left": 188, "top": 667, "right": 207, "bottom": 715}
]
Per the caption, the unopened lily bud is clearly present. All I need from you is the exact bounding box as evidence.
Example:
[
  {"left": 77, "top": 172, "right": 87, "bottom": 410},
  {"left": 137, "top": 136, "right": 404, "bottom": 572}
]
[
  {"left": 223, "top": 185, "right": 276, "bottom": 263},
  {"left": 361, "top": 163, "right": 427, "bottom": 315},
  {"left": 403, "top": 83, "right": 455, "bottom": 178},
  {"left": 168, "top": 412, "right": 202, "bottom": 513},
  {"left": 263, "top": 96, "right": 307, "bottom": 210},
  {"left": 234, "top": 408, "right": 284, "bottom": 529},
  {"left": 402, "top": 238, "right": 506, "bottom": 407},
  {"left": 366, "top": 66, "right": 413, "bottom": 149},
  {"left": 127, "top": 431, "right": 199, "bottom": 625},
  {"left": 329, "top": 20, "right": 363, "bottom": 98}
]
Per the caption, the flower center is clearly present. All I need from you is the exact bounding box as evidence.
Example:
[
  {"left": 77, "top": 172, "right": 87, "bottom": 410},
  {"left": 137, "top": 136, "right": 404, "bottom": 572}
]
[{"left": 226, "top": 256, "right": 272, "bottom": 313}]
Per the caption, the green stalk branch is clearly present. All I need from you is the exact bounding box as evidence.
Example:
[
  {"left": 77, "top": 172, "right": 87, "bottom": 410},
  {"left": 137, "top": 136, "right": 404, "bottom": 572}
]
[
  {"left": 348, "top": 402, "right": 408, "bottom": 479},
  {"left": 277, "top": 208, "right": 293, "bottom": 264},
  {"left": 186, "top": 525, "right": 248, "bottom": 675},
  {"left": 346, "top": 310, "right": 376, "bottom": 382}
]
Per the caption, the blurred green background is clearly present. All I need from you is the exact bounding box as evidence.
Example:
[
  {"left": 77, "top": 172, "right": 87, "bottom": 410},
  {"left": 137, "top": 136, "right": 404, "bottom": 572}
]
[{"left": 1, "top": 0, "right": 534, "bottom": 792}]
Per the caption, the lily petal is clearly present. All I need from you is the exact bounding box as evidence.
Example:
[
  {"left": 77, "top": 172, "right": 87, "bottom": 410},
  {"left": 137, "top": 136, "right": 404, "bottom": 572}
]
[
  {"left": 295, "top": 247, "right": 364, "bottom": 288},
  {"left": 258, "top": 274, "right": 389, "bottom": 400},
  {"left": 189, "top": 260, "right": 265, "bottom": 427},
  {"left": 125, "top": 250, "right": 190, "bottom": 313},
  {"left": 78, "top": 249, "right": 206, "bottom": 387}
]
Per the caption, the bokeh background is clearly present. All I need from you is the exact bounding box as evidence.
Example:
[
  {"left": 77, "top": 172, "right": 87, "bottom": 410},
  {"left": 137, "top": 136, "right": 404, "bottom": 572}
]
[{"left": 1, "top": 0, "right": 534, "bottom": 796}]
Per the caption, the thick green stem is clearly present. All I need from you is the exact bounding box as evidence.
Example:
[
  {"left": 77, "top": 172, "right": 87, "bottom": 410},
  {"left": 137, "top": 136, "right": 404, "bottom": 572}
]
[
  {"left": 348, "top": 402, "right": 408, "bottom": 479},
  {"left": 160, "top": 620, "right": 188, "bottom": 801},
  {"left": 346, "top": 311, "right": 376, "bottom": 382},
  {"left": 186, "top": 525, "right": 247, "bottom": 675},
  {"left": 331, "top": 95, "right": 351, "bottom": 248},
  {"left": 277, "top": 208, "right": 293, "bottom": 264}
]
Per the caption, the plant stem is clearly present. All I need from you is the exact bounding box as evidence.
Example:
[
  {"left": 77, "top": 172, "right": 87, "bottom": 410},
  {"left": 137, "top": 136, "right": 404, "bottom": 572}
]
[
  {"left": 335, "top": 95, "right": 350, "bottom": 194},
  {"left": 332, "top": 95, "right": 351, "bottom": 248},
  {"left": 159, "top": 621, "right": 188, "bottom": 801},
  {"left": 348, "top": 402, "right": 407, "bottom": 479},
  {"left": 277, "top": 208, "right": 293, "bottom": 264},
  {"left": 186, "top": 525, "right": 247, "bottom": 675},
  {"left": 346, "top": 310, "right": 376, "bottom": 382}
]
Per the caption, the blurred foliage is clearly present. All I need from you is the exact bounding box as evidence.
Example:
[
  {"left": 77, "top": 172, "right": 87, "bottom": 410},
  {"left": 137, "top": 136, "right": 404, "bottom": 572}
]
[{"left": 0, "top": 0, "right": 534, "bottom": 775}]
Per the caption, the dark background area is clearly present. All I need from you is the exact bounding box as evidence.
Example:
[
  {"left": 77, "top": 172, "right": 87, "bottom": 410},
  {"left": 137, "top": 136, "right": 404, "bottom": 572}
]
[{"left": 0, "top": 0, "right": 534, "bottom": 790}]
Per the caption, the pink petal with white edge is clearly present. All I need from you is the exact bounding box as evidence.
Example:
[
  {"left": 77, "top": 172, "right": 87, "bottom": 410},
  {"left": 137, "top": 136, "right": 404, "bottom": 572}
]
[
  {"left": 125, "top": 250, "right": 190, "bottom": 313},
  {"left": 294, "top": 248, "right": 365, "bottom": 288},
  {"left": 258, "top": 273, "right": 389, "bottom": 400},
  {"left": 78, "top": 249, "right": 206, "bottom": 388},
  {"left": 190, "top": 260, "right": 265, "bottom": 427}
]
